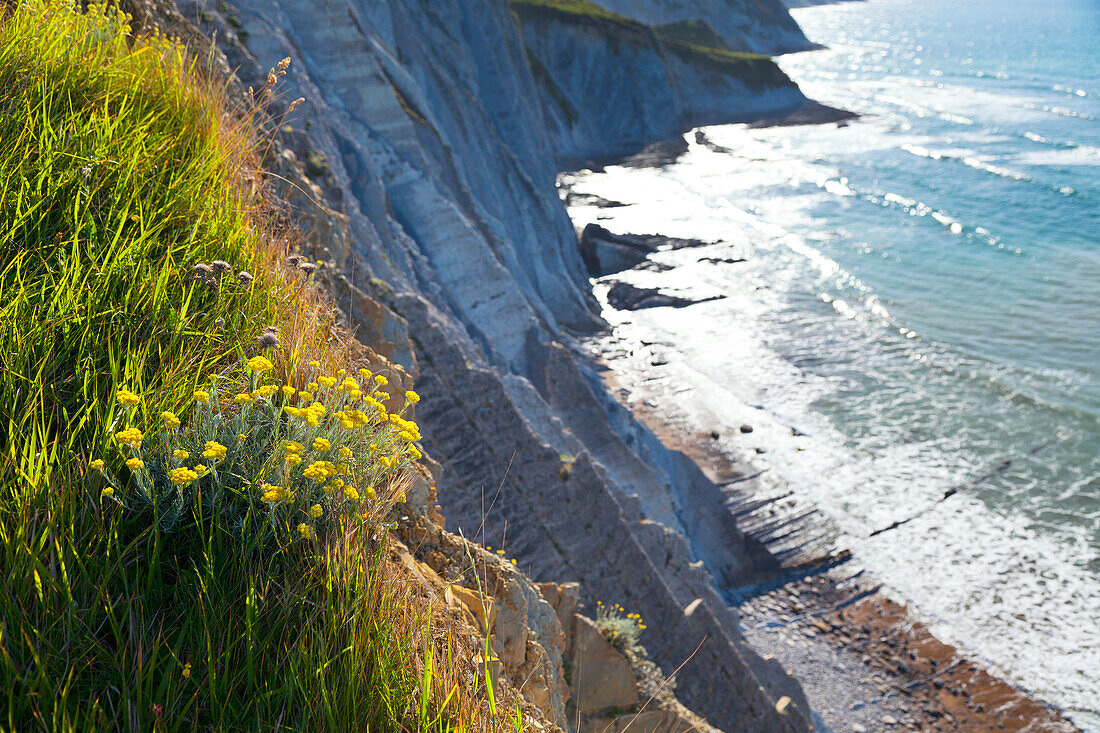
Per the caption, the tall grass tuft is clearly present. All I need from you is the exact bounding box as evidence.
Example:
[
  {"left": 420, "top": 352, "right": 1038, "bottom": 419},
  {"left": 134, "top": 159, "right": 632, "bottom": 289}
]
[{"left": 0, "top": 2, "right": 503, "bottom": 730}]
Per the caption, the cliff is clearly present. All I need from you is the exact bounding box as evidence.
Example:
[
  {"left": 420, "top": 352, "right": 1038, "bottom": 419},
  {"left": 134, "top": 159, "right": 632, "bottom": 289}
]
[
  {"left": 161, "top": 0, "right": 816, "bottom": 728},
  {"left": 512, "top": 0, "right": 805, "bottom": 165}
]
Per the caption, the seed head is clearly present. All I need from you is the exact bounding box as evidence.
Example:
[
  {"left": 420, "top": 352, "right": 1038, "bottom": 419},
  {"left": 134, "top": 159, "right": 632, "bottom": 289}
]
[
  {"left": 210, "top": 260, "right": 232, "bottom": 274},
  {"left": 237, "top": 271, "right": 254, "bottom": 283},
  {"left": 256, "top": 332, "right": 280, "bottom": 349},
  {"left": 298, "top": 262, "right": 317, "bottom": 274}
]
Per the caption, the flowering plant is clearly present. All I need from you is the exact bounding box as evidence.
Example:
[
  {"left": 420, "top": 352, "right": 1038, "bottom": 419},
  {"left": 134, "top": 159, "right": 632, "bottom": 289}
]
[{"left": 92, "top": 357, "right": 423, "bottom": 539}]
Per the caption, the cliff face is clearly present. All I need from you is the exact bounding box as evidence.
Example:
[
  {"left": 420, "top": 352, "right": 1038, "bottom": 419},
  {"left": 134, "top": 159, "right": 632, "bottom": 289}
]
[
  {"left": 578, "top": 0, "right": 813, "bottom": 54},
  {"left": 513, "top": 2, "right": 805, "bottom": 165},
  {"left": 175, "top": 0, "right": 813, "bottom": 728}
]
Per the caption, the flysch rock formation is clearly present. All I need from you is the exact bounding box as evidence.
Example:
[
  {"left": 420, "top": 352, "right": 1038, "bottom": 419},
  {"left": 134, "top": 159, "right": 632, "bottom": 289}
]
[
  {"left": 513, "top": 2, "right": 807, "bottom": 166},
  {"left": 148, "top": 0, "right": 820, "bottom": 728}
]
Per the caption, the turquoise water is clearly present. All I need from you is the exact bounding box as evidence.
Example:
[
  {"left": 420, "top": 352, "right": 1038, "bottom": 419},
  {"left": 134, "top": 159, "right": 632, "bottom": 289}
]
[{"left": 567, "top": 0, "right": 1099, "bottom": 726}]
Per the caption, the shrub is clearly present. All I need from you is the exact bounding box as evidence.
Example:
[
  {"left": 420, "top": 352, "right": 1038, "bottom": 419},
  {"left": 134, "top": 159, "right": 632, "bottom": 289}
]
[
  {"left": 95, "top": 356, "right": 422, "bottom": 535},
  {"left": 595, "top": 601, "right": 648, "bottom": 654}
]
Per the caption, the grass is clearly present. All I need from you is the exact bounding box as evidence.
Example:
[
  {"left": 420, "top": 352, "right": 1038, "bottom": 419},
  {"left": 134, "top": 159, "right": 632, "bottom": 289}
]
[{"left": 0, "top": 2, "right": 508, "bottom": 730}]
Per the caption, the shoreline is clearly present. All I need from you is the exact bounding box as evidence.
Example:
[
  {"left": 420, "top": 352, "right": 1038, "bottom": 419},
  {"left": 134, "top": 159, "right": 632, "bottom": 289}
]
[{"left": 583, "top": 341, "right": 1080, "bottom": 732}]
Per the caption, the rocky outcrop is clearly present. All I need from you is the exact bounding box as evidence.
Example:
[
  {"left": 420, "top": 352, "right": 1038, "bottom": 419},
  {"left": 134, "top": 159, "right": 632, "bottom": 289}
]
[
  {"left": 513, "top": 1, "right": 806, "bottom": 165},
  {"left": 156, "top": 0, "right": 818, "bottom": 729}
]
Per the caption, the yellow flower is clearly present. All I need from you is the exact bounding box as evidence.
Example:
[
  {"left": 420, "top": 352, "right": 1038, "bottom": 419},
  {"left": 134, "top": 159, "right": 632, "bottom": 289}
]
[
  {"left": 285, "top": 406, "right": 302, "bottom": 418},
  {"left": 114, "top": 427, "right": 144, "bottom": 447},
  {"left": 195, "top": 465, "right": 209, "bottom": 476},
  {"left": 89, "top": 459, "right": 105, "bottom": 471},
  {"left": 257, "top": 385, "right": 277, "bottom": 398},
  {"left": 101, "top": 486, "right": 115, "bottom": 499},
  {"left": 407, "top": 446, "right": 422, "bottom": 460},
  {"left": 312, "top": 437, "right": 331, "bottom": 452},
  {"left": 246, "top": 355, "right": 274, "bottom": 373},
  {"left": 182, "top": 663, "right": 191, "bottom": 679},
  {"left": 281, "top": 385, "right": 296, "bottom": 397},
  {"left": 116, "top": 389, "right": 140, "bottom": 407},
  {"left": 297, "top": 523, "right": 312, "bottom": 539},
  {"left": 335, "top": 462, "right": 349, "bottom": 475},
  {"left": 310, "top": 504, "right": 323, "bottom": 518},
  {"left": 285, "top": 453, "right": 302, "bottom": 466},
  {"left": 298, "top": 391, "right": 313, "bottom": 401},
  {"left": 398, "top": 430, "right": 415, "bottom": 443},
  {"left": 359, "top": 368, "right": 372, "bottom": 379},
  {"left": 235, "top": 393, "right": 254, "bottom": 404},
  {"left": 193, "top": 390, "right": 210, "bottom": 404},
  {"left": 309, "top": 360, "right": 321, "bottom": 369},
  {"left": 307, "top": 382, "right": 318, "bottom": 391},
  {"left": 337, "top": 446, "right": 353, "bottom": 460},
  {"left": 345, "top": 486, "right": 359, "bottom": 502},
  {"left": 337, "top": 369, "right": 347, "bottom": 376},
  {"left": 405, "top": 390, "right": 420, "bottom": 404},
  {"left": 308, "top": 402, "right": 326, "bottom": 417},
  {"left": 366, "top": 486, "right": 377, "bottom": 501},
  {"left": 305, "top": 414, "right": 320, "bottom": 428},
  {"left": 284, "top": 441, "right": 305, "bottom": 454},
  {"left": 318, "top": 376, "right": 337, "bottom": 389},
  {"left": 373, "top": 375, "right": 388, "bottom": 386},
  {"left": 202, "top": 441, "right": 227, "bottom": 460},
  {"left": 238, "top": 433, "right": 248, "bottom": 441},
  {"left": 329, "top": 477, "right": 345, "bottom": 491},
  {"left": 126, "top": 458, "right": 144, "bottom": 471},
  {"left": 375, "top": 392, "right": 389, "bottom": 401},
  {"left": 169, "top": 467, "right": 198, "bottom": 486},
  {"left": 173, "top": 449, "right": 189, "bottom": 460},
  {"left": 161, "top": 411, "right": 181, "bottom": 429}
]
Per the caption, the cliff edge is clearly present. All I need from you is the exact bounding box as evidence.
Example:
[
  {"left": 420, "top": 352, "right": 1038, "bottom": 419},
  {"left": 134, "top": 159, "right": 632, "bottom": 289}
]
[{"left": 163, "top": 0, "right": 819, "bottom": 728}]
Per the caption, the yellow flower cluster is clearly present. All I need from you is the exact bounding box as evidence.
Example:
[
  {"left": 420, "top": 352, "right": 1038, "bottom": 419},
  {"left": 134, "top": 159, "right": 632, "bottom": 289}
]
[
  {"left": 405, "top": 390, "right": 420, "bottom": 404},
  {"left": 89, "top": 459, "right": 105, "bottom": 471},
  {"left": 202, "top": 441, "right": 227, "bottom": 460},
  {"left": 247, "top": 355, "right": 274, "bottom": 373},
  {"left": 173, "top": 449, "right": 190, "bottom": 460},
  {"left": 114, "top": 427, "right": 143, "bottom": 447},
  {"left": 302, "top": 460, "right": 339, "bottom": 482},
  {"left": 312, "top": 437, "right": 330, "bottom": 452},
  {"left": 161, "top": 411, "right": 181, "bottom": 429},
  {"left": 261, "top": 482, "right": 291, "bottom": 503},
  {"left": 169, "top": 467, "right": 199, "bottom": 486},
  {"left": 193, "top": 389, "right": 210, "bottom": 404},
  {"left": 116, "top": 388, "right": 140, "bottom": 407}
]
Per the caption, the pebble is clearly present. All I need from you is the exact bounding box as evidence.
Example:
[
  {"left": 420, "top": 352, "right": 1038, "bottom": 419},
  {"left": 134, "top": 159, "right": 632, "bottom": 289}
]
[
  {"left": 883, "top": 715, "right": 898, "bottom": 725},
  {"left": 852, "top": 725, "right": 867, "bottom": 732},
  {"left": 740, "top": 423, "right": 754, "bottom": 433}
]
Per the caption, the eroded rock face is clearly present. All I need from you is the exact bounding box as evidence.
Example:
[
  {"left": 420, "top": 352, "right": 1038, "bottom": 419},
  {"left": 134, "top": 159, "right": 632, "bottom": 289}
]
[
  {"left": 162, "top": 0, "right": 815, "bottom": 729},
  {"left": 514, "top": 3, "right": 806, "bottom": 166}
]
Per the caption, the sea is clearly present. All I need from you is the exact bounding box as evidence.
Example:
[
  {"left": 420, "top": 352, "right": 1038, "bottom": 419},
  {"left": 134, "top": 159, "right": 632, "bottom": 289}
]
[{"left": 564, "top": 0, "right": 1100, "bottom": 727}]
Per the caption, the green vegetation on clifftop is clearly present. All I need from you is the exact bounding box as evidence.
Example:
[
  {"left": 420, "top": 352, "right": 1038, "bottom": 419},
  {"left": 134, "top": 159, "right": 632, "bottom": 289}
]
[{"left": 0, "top": 3, "right": 504, "bottom": 730}]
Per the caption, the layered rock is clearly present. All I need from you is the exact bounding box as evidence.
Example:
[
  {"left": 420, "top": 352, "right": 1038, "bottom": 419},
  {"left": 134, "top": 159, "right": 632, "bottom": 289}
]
[
  {"left": 513, "top": 1, "right": 806, "bottom": 165},
  {"left": 160, "top": 0, "right": 817, "bottom": 728}
]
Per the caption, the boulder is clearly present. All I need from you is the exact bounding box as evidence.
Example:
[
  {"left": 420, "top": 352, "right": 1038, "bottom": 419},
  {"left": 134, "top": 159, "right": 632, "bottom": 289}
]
[{"left": 571, "top": 615, "right": 639, "bottom": 713}]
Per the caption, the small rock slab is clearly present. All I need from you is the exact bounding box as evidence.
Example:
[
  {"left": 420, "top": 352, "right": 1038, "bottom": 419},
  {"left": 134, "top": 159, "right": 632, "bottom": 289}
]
[{"left": 571, "top": 615, "right": 639, "bottom": 713}]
